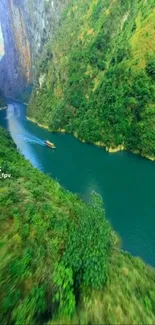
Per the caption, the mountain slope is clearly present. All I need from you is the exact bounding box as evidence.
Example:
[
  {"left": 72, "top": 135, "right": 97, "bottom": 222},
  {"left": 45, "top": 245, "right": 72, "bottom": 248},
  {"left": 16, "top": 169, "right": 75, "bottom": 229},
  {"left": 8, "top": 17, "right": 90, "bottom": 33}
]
[
  {"left": 0, "top": 0, "right": 69, "bottom": 97},
  {"left": 28, "top": 0, "right": 155, "bottom": 160},
  {"left": 0, "top": 127, "right": 113, "bottom": 324},
  {"left": 0, "top": 89, "right": 6, "bottom": 107},
  {"left": 1, "top": 127, "right": 155, "bottom": 325}
]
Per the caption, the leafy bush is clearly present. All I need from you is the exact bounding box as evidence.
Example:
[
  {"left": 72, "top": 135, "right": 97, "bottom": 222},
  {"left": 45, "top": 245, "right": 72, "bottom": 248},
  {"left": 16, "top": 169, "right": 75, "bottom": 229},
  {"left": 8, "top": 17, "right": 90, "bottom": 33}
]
[
  {"left": 53, "top": 263, "right": 75, "bottom": 316},
  {"left": 63, "top": 193, "right": 113, "bottom": 289},
  {"left": 97, "top": 59, "right": 106, "bottom": 70},
  {"left": 0, "top": 128, "right": 113, "bottom": 324},
  {"left": 146, "top": 56, "right": 155, "bottom": 80}
]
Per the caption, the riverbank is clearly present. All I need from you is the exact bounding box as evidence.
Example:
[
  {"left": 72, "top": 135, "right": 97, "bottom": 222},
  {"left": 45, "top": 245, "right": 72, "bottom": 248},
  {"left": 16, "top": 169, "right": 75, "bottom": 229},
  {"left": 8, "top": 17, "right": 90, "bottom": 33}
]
[
  {"left": 26, "top": 115, "right": 155, "bottom": 162},
  {"left": 27, "top": 116, "right": 50, "bottom": 129},
  {"left": 131, "top": 149, "right": 155, "bottom": 162},
  {"left": 7, "top": 96, "right": 28, "bottom": 105},
  {"left": 0, "top": 106, "right": 7, "bottom": 111},
  {"left": 1, "top": 125, "right": 155, "bottom": 325}
]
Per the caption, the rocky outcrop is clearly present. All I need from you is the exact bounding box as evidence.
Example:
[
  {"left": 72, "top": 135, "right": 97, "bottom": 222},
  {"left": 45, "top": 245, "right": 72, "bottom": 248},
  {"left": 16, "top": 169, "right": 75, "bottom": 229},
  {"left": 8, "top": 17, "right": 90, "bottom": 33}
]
[{"left": 0, "top": 0, "right": 69, "bottom": 96}]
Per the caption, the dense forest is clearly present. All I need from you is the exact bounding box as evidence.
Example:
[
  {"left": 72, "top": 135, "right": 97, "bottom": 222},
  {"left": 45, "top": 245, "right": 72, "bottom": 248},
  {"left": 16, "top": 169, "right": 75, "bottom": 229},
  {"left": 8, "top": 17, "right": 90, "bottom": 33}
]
[
  {"left": 0, "top": 126, "right": 155, "bottom": 325},
  {"left": 27, "top": 0, "right": 155, "bottom": 161}
]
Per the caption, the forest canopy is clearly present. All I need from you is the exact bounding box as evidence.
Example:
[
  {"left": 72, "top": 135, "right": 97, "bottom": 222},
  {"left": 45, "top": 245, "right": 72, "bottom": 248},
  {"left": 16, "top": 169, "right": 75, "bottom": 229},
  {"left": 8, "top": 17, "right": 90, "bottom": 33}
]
[
  {"left": 28, "top": 0, "right": 155, "bottom": 160},
  {"left": 1, "top": 127, "right": 155, "bottom": 325}
]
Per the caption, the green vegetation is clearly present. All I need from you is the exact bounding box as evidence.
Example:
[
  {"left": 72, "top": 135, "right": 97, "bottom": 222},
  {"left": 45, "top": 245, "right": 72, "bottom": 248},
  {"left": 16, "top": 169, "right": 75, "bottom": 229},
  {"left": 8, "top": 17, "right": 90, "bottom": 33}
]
[
  {"left": 15, "top": 84, "right": 33, "bottom": 104},
  {"left": 28, "top": 0, "right": 155, "bottom": 160},
  {"left": 1, "top": 127, "right": 155, "bottom": 324},
  {"left": 50, "top": 251, "right": 155, "bottom": 325},
  {"left": 0, "top": 89, "right": 6, "bottom": 107},
  {"left": 0, "top": 127, "right": 113, "bottom": 324}
]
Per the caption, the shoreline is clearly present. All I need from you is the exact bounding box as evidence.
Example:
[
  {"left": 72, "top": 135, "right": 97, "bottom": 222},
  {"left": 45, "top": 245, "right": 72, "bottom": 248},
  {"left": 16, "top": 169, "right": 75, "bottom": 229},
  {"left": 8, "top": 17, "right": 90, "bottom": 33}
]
[
  {"left": 26, "top": 116, "right": 50, "bottom": 129},
  {"left": 7, "top": 96, "right": 28, "bottom": 106},
  {"left": 26, "top": 115, "right": 155, "bottom": 162},
  {"left": 0, "top": 106, "right": 7, "bottom": 111}
]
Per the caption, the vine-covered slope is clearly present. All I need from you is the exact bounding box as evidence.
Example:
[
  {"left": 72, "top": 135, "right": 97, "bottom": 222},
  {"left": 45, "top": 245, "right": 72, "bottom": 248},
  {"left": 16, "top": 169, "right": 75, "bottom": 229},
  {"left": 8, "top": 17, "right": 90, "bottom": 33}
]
[
  {"left": 1, "top": 127, "right": 155, "bottom": 325},
  {"left": 28, "top": 0, "right": 155, "bottom": 160}
]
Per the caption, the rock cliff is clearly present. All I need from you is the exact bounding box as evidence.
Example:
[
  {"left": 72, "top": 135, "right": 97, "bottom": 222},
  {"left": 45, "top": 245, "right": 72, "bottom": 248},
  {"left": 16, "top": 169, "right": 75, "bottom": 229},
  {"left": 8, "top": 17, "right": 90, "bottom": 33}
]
[{"left": 0, "top": 0, "right": 69, "bottom": 97}]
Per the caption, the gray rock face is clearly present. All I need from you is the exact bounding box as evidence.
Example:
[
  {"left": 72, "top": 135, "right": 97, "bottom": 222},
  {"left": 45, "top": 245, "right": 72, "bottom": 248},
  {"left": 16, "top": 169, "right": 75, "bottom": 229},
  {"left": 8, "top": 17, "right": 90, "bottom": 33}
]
[{"left": 0, "top": 0, "right": 69, "bottom": 96}]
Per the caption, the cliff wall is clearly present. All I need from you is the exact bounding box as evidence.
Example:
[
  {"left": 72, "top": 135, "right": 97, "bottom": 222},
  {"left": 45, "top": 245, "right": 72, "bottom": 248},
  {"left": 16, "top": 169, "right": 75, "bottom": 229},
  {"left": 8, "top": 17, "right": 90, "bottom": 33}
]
[{"left": 0, "top": 0, "right": 69, "bottom": 96}]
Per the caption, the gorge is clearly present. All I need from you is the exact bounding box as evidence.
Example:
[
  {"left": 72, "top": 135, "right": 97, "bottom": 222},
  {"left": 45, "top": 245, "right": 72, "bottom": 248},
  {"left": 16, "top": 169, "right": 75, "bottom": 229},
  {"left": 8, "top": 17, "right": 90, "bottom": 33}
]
[
  {"left": 0, "top": 1, "right": 155, "bottom": 324},
  {"left": 0, "top": 0, "right": 155, "bottom": 159},
  {"left": 1, "top": 116, "right": 155, "bottom": 325},
  {"left": 0, "top": 0, "right": 69, "bottom": 97}
]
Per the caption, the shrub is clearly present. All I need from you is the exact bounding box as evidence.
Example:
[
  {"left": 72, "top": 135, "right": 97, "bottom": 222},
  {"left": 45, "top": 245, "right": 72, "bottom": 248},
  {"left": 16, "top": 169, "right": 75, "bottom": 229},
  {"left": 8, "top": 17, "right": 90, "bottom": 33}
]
[
  {"left": 97, "top": 60, "right": 106, "bottom": 70},
  {"left": 146, "top": 57, "right": 155, "bottom": 80},
  {"left": 63, "top": 193, "right": 113, "bottom": 289}
]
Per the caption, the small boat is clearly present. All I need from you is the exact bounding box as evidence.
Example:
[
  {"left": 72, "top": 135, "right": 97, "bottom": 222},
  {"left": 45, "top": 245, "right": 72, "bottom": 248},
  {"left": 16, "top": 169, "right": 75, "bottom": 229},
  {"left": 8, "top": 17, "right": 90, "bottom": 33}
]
[{"left": 45, "top": 140, "right": 56, "bottom": 149}]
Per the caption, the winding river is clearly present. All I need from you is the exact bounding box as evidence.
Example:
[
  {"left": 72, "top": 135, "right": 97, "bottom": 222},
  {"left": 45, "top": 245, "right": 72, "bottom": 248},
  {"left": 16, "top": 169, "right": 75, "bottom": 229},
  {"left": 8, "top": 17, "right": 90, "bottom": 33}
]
[{"left": 0, "top": 98, "right": 155, "bottom": 266}]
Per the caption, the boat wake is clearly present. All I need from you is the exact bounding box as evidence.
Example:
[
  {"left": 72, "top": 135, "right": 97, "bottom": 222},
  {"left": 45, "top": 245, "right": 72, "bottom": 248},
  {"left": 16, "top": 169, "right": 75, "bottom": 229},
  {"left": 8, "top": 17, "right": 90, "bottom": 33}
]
[{"left": 17, "top": 134, "right": 45, "bottom": 146}]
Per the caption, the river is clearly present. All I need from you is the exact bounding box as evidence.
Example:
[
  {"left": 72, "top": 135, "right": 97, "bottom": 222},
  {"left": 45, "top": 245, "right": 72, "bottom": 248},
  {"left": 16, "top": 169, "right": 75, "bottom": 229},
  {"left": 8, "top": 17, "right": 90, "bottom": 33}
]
[{"left": 0, "top": 98, "right": 155, "bottom": 266}]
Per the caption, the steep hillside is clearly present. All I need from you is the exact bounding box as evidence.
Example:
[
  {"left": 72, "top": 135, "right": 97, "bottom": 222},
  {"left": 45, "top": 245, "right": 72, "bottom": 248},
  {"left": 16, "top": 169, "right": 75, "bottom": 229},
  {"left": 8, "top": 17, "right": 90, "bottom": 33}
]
[
  {"left": 1, "top": 127, "right": 155, "bottom": 325},
  {"left": 0, "top": 0, "right": 69, "bottom": 97},
  {"left": 0, "top": 25, "right": 4, "bottom": 58},
  {"left": 28, "top": 0, "right": 155, "bottom": 160},
  {"left": 0, "top": 89, "right": 6, "bottom": 108},
  {"left": 0, "top": 127, "right": 113, "bottom": 324}
]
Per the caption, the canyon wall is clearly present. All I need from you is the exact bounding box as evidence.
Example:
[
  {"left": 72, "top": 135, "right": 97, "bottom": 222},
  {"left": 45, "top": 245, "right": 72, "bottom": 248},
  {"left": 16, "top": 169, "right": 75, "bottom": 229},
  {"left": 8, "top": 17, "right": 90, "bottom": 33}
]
[
  {"left": 0, "top": 0, "right": 69, "bottom": 96},
  {"left": 27, "top": 0, "right": 155, "bottom": 161},
  {"left": 0, "top": 0, "right": 154, "bottom": 160}
]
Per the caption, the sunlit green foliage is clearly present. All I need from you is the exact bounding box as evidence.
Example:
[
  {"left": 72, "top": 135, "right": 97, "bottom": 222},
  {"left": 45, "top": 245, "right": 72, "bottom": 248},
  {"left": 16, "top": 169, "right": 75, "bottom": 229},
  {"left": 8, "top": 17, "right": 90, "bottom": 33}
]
[
  {"left": 50, "top": 251, "right": 155, "bottom": 325},
  {"left": 28, "top": 0, "right": 155, "bottom": 160},
  {"left": 0, "top": 127, "right": 113, "bottom": 325},
  {"left": 1, "top": 128, "right": 155, "bottom": 324},
  {"left": 63, "top": 193, "right": 112, "bottom": 289}
]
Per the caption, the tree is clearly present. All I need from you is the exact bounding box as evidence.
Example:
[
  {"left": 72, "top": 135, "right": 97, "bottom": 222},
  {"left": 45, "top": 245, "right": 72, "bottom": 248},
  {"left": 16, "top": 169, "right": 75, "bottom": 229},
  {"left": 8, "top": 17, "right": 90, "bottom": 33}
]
[{"left": 63, "top": 193, "right": 113, "bottom": 289}]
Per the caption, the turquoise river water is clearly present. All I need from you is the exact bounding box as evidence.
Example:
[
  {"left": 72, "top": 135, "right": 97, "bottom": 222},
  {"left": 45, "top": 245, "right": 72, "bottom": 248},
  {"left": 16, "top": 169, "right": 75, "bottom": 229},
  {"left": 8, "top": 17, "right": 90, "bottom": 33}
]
[{"left": 0, "top": 98, "right": 155, "bottom": 266}]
